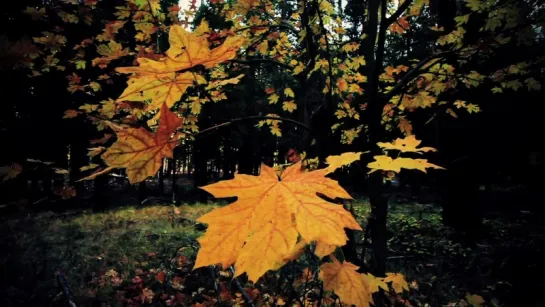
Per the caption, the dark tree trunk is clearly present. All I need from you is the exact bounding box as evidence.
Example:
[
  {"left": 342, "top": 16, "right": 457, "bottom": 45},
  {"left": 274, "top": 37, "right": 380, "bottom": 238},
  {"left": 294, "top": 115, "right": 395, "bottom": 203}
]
[
  {"left": 361, "top": 0, "right": 389, "bottom": 277},
  {"left": 69, "top": 139, "right": 87, "bottom": 194},
  {"left": 439, "top": 157, "right": 483, "bottom": 247},
  {"left": 138, "top": 181, "right": 147, "bottom": 204},
  {"left": 92, "top": 175, "right": 108, "bottom": 211},
  {"left": 222, "top": 143, "right": 236, "bottom": 179},
  {"left": 238, "top": 140, "right": 255, "bottom": 175},
  {"left": 367, "top": 173, "right": 388, "bottom": 276},
  {"left": 158, "top": 160, "right": 164, "bottom": 195},
  {"left": 171, "top": 157, "right": 177, "bottom": 203},
  {"left": 192, "top": 139, "right": 209, "bottom": 202}
]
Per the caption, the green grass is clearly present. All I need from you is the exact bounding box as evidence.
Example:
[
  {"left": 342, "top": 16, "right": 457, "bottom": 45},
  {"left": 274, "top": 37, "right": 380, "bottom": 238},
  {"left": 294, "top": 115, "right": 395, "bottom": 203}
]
[
  {"left": 0, "top": 203, "right": 217, "bottom": 306},
  {"left": 1, "top": 200, "right": 544, "bottom": 306}
]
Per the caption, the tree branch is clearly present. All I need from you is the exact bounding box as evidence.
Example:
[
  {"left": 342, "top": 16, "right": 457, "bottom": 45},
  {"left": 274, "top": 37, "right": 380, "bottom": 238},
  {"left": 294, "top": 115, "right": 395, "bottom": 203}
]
[
  {"left": 385, "top": 0, "right": 413, "bottom": 26},
  {"left": 192, "top": 115, "right": 311, "bottom": 139},
  {"left": 230, "top": 58, "right": 293, "bottom": 70},
  {"left": 383, "top": 51, "right": 452, "bottom": 101}
]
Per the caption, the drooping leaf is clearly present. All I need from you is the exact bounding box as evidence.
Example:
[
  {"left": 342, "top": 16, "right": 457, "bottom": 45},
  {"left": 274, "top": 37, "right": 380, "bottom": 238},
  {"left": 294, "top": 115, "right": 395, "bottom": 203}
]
[
  {"left": 319, "top": 256, "right": 373, "bottom": 307},
  {"left": 101, "top": 103, "right": 182, "bottom": 184},
  {"left": 383, "top": 273, "right": 409, "bottom": 293}
]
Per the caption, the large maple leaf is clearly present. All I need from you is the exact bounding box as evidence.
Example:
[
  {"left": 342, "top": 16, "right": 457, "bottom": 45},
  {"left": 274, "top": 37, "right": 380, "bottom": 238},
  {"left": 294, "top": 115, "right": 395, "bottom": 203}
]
[
  {"left": 101, "top": 103, "right": 182, "bottom": 184},
  {"left": 115, "top": 25, "right": 244, "bottom": 111},
  {"left": 194, "top": 153, "right": 363, "bottom": 282}
]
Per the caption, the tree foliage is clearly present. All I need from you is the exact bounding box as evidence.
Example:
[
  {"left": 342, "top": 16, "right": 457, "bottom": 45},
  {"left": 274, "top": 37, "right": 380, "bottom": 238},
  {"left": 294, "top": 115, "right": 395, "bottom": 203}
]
[{"left": 2, "top": 0, "right": 544, "bottom": 305}]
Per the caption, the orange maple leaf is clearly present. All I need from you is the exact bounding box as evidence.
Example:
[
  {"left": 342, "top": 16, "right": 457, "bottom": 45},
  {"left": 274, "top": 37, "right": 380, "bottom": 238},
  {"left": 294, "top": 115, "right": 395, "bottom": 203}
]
[
  {"left": 100, "top": 103, "right": 182, "bottom": 184},
  {"left": 319, "top": 256, "right": 373, "bottom": 307},
  {"left": 389, "top": 16, "right": 410, "bottom": 34},
  {"left": 398, "top": 117, "right": 413, "bottom": 135},
  {"left": 194, "top": 157, "right": 362, "bottom": 282}
]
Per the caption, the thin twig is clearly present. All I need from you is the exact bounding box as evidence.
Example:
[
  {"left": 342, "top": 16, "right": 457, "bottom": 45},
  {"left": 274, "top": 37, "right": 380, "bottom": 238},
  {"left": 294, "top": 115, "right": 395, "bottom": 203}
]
[{"left": 229, "top": 266, "right": 254, "bottom": 307}]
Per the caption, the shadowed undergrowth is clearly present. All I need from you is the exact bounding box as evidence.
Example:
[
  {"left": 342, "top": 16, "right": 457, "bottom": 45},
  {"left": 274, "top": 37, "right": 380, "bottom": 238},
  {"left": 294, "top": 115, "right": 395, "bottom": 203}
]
[{"left": 1, "top": 201, "right": 544, "bottom": 306}]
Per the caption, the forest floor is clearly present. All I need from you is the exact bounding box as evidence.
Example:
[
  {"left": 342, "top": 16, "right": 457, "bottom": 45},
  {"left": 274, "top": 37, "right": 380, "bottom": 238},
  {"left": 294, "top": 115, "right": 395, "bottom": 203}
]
[{"left": 1, "top": 199, "right": 544, "bottom": 307}]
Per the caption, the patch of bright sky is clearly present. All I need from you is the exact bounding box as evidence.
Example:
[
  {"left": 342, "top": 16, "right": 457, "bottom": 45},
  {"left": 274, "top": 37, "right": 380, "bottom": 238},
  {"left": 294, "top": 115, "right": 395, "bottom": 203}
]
[
  {"left": 178, "top": 0, "right": 193, "bottom": 26},
  {"left": 178, "top": 0, "right": 191, "bottom": 10}
]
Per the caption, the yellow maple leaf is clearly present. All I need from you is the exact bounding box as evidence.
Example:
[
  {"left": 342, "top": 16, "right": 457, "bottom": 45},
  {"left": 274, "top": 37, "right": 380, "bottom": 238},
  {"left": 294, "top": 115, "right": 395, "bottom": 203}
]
[
  {"left": 465, "top": 293, "right": 485, "bottom": 307},
  {"left": 194, "top": 161, "right": 362, "bottom": 282},
  {"left": 92, "top": 41, "right": 130, "bottom": 68},
  {"left": 320, "top": 256, "right": 373, "bottom": 307},
  {"left": 383, "top": 273, "right": 409, "bottom": 294},
  {"left": 115, "top": 25, "right": 244, "bottom": 109},
  {"left": 117, "top": 71, "right": 205, "bottom": 111},
  {"left": 268, "top": 93, "right": 279, "bottom": 104},
  {"left": 377, "top": 135, "right": 437, "bottom": 153},
  {"left": 454, "top": 100, "right": 466, "bottom": 108},
  {"left": 367, "top": 155, "right": 400, "bottom": 173},
  {"left": 258, "top": 40, "right": 268, "bottom": 54},
  {"left": 393, "top": 157, "right": 445, "bottom": 173},
  {"left": 284, "top": 87, "right": 295, "bottom": 98},
  {"left": 282, "top": 100, "right": 297, "bottom": 112},
  {"left": 367, "top": 155, "right": 444, "bottom": 173},
  {"left": 165, "top": 25, "right": 244, "bottom": 71},
  {"left": 101, "top": 103, "right": 182, "bottom": 184},
  {"left": 314, "top": 241, "right": 337, "bottom": 258},
  {"left": 362, "top": 273, "right": 389, "bottom": 293},
  {"left": 270, "top": 125, "right": 282, "bottom": 136},
  {"left": 194, "top": 19, "right": 211, "bottom": 36},
  {"left": 206, "top": 74, "right": 244, "bottom": 90},
  {"left": 466, "top": 103, "right": 480, "bottom": 113},
  {"left": 23, "top": 7, "right": 47, "bottom": 20},
  {"left": 271, "top": 239, "right": 308, "bottom": 271},
  {"left": 324, "top": 152, "right": 363, "bottom": 173}
]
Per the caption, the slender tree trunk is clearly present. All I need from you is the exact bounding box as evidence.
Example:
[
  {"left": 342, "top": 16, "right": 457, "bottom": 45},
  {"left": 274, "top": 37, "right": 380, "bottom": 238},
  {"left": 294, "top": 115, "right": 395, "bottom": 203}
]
[
  {"left": 361, "top": 0, "right": 389, "bottom": 276},
  {"left": 192, "top": 138, "right": 209, "bottom": 202},
  {"left": 158, "top": 159, "right": 164, "bottom": 195},
  {"left": 171, "top": 157, "right": 177, "bottom": 203}
]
